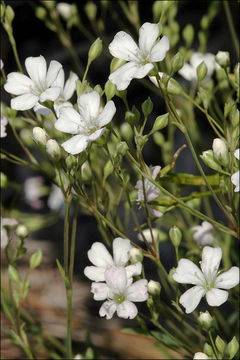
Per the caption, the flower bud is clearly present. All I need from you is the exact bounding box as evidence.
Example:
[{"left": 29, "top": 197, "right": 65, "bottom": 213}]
[
  {"left": 197, "top": 61, "right": 208, "bottom": 82},
  {"left": 35, "top": 6, "right": 47, "bottom": 20},
  {"left": 88, "top": 38, "right": 102, "bottom": 63},
  {"left": 103, "top": 160, "right": 114, "bottom": 180},
  {"left": 85, "top": 1, "right": 97, "bottom": 21},
  {"left": 152, "top": 1, "right": 162, "bottom": 22},
  {"left": 228, "top": 336, "right": 239, "bottom": 360},
  {"left": 135, "top": 135, "right": 148, "bottom": 149},
  {"left": 1, "top": 172, "right": 8, "bottom": 188},
  {"left": 15, "top": 224, "right": 29, "bottom": 239},
  {"left": 30, "top": 249, "right": 43, "bottom": 270},
  {"left": 104, "top": 80, "right": 116, "bottom": 101},
  {"left": 46, "top": 139, "right": 60, "bottom": 158},
  {"left": 152, "top": 113, "right": 168, "bottom": 132},
  {"left": 153, "top": 131, "right": 165, "bottom": 147},
  {"left": 182, "top": 24, "right": 194, "bottom": 47},
  {"left": 215, "top": 335, "right": 226, "bottom": 354},
  {"left": 200, "top": 150, "right": 222, "bottom": 171},
  {"left": 56, "top": 2, "right": 72, "bottom": 19},
  {"left": 198, "top": 311, "right": 213, "bottom": 330},
  {"left": 8, "top": 265, "right": 20, "bottom": 284},
  {"left": 94, "top": 84, "right": 102, "bottom": 95},
  {"left": 198, "top": 88, "right": 210, "bottom": 109},
  {"left": 167, "top": 78, "right": 182, "bottom": 95},
  {"left": 81, "top": 161, "right": 92, "bottom": 182},
  {"left": 203, "top": 343, "right": 214, "bottom": 357},
  {"left": 212, "top": 138, "right": 228, "bottom": 167},
  {"left": 33, "top": 127, "right": 47, "bottom": 146},
  {"left": 116, "top": 141, "right": 128, "bottom": 156},
  {"left": 137, "top": 228, "right": 159, "bottom": 244},
  {"left": 169, "top": 226, "right": 182, "bottom": 247},
  {"left": 5, "top": 5, "right": 15, "bottom": 24},
  {"left": 65, "top": 154, "right": 77, "bottom": 170},
  {"left": 148, "top": 280, "right": 161, "bottom": 296},
  {"left": 120, "top": 123, "right": 133, "bottom": 142},
  {"left": 125, "top": 111, "right": 138, "bottom": 126},
  {"left": 129, "top": 247, "right": 143, "bottom": 264},
  {"left": 171, "top": 52, "right": 184, "bottom": 74},
  {"left": 110, "top": 58, "right": 126, "bottom": 73},
  {"left": 141, "top": 97, "right": 153, "bottom": 117},
  {"left": 216, "top": 51, "right": 230, "bottom": 68},
  {"left": 168, "top": 268, "right": 177, "bottom": 285},
  {"left": 193, "top": 352, "right": 209, "bottom": 360}
]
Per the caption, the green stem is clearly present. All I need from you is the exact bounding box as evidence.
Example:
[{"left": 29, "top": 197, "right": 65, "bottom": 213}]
[
  {"left": 66, "top": 288, "right": 72, "bottom": 359},
  {"left": 64, "top": 197, "right": 72, "bottom": 274},
  {"left": 69, "top": 201, "right": 79, "bottom": 284},
  {"left": 209, "top": 330, "right": 219, "bottom": 359},
  {"left": 223, "top": 1, "right": 239, "bottom": 58}
]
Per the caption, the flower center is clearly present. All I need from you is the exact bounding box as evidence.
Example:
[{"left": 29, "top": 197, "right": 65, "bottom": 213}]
[{"left": 114, "top": 293, "right": 125, "bottom": 304}]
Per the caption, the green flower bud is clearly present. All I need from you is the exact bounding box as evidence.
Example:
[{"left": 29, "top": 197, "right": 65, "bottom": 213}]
[
  {"left": 228, "top": 336, "right": 239, "bottom": 360},
  {"left": 103, "top": 160, "right": 114, "bottom": 180},
  {"left": 152, "top": 113, "right": 169, "bottom": 133},
  {"left": 197, "top": 61, "right": 208, "bottom": 82},
  {"left": 148, "top": 280, "right": 161, "bottom": 296},
  {"left": 1, "top": 172, "right": 8, "bottom": 188},
  {"left": 168, "top": 267, "right": 177, "bottom": 285},
  {"left": 8, "top": 265, "right": 20, "bottom": 284},
  {"left": 212, "top": 138, "right": 228, "bottom": 167},
  {"left": 46, "top": 139, "right": 61, "bottom": 158},
  {"left": 203, "top": 343, "right": 214, "bottom": 357},
  {"left": 35, "top": 6, "right": 47, "bottom": 20},
  {"left": 85, "top": 1, "right": 97, "bottom": 21},
  {"left": 125, "top": 111, "right": 138, "bottom": 126},
  {"left": 41, "top": 0, "right": 55, "bottom": 10},
  {"left": 169, "top": 226, "right": 182, "bottom": 247},
  {"left": 216, "top": 51, "right": 230, "bottom": 68},
  {"left": 198, "top": 311, "right": 213, "bottom": 330},
  {"left": 135, "top": 135, "right": 148, "bottom": 149},
  {"left": 104, "top": 80, "right": 116, "bottom": 101},
  {"left": 182, "top": 24, "right": 194, "bottom": 47},
  {"left": 65, "top": 154, "right": 77, "bottom": 170},
  {"left": 171, "top": 52, "right": 184, "bottom": 74},
  {"left": 152, "top": 1, "right": 162, "bottom": 22},
  {"left": 198, "top": 88, "right": 210, "bottom": 109},
  {"left": 201, "top": 15, "right": 209, "bottom": 30},
  {"left": 15, "top": 224, "right": 29, "bottom": 239},
  {"left": 200, "top": 150, "right": 222, "bottom": 171},
  {"left": 120, "top": 123, "right": 133, "bottom": 141},
  {"left": 81, "top": 161, "right": 92, "bottom": 182},
  {"left": 141, "top": 97, "right": 153, "bottom": 117},
  {"left": 88, "top": 38, "right": 102, "bottom": 63},
  {"left": 110, "top": 58, "right": 126, "bottom": 73},
  {"left": 167, "top": 78, "right": 182, "bottom": 95},
  {"left": 20, "top": 128, "right": 34, "bottom": 147},
  {"left": 5, "top": 5, "right": 15, "bottom": 24},
  {"left": 30, "top": 249, "right": 43, "bottom": 270},
  {"left": 215, "top": 335, "right": 226, "bottom": 354},
  {"left": 116, "top": 141, "right": 128, "bottom": 156},
  {"left": 93, "top": 84, "right": 102, "bottom": 95},
  {"left": 153, "top": 131, "right": 165, "bottom": 147},
  {"left": 129, "top": 247, "right": 143, "bottom": 264}
]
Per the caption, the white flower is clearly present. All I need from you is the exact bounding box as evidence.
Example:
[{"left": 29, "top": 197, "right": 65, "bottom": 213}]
[
  {"left": 193, "top": 352, "right": 209, "bottom": 360},
  {"left": 4, "top": 55, "right": 62, "bottom": 111},
  {"left": 173, "top": 246, "right": 239, "bottom": 314},
  {"left": 191, "top": 221, "right": 215, "bottom": 246},
  {"left": 1, "top": 116, "right": 8, "bottom": 138},
  {"left": 108, "top": 22, "right": 169, "bottom": 90},
  {"left": 54, "top": 91, "right": 116, "bottom": 154},
  {"left": 56, "top": 2, "right": 72, "bottom": 19},
  {"left": 1, "top": 218, "right": 18, "bottom": 248},
  {"left": 137, "top": 228, "right": 159, "bottom": 244},
  {"left": 84, "top": 237, "right": 142, "bottom": 282},
  {"left": 178, "top": 52, "right": 215, "bottom": 82},
  {"left": 47, "top": 185, "right": 64, "bottom": 211},
  {"left": 231, "top": 148, "right": 240, "bottom": 192},
  {"left": 148, "top": 71, "right": 164, "bottom": 87},
  {"left": 24, "top": 176, "right": 44, "bottom": 209},
  {"left": 91, "top": 267, "right": 148, "bottom": 319},
  {"left": 212, "top": 138, "right": 228, "bottom": 167},
  {"left": 0, "top": 58, "right": 4, "bottom": 69}
]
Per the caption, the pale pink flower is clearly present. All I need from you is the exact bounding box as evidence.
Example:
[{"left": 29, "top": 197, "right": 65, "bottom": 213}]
[{"left": 24, "top": 176, "right": 44, "bottom": 209}]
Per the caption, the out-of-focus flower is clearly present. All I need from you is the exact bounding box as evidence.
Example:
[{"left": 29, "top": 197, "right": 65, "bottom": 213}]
[
  {"left": 178, "top": 52, "right": 215, "bottom": 82},
  {"left": 46, "top": 139, "right": 60, "bottom": 158},
  {"left": 109, "top": 22, "right": 169, "bottom": 90},
  {"left": 148, "top": 280, "right": 161, "bottom": 296},
  {"left": 137, "top": 228, "right": 159, "bottom": 244},
  {"left": 55, "top": 91, "right": 116, "bottom": 154},
  {"left": 231, "top": 149, "right": 240, "bottom": 192},
  {"left": 47, "top": 184, "right": 64, "bottom": 211},
  {"left": 91, "top": 267, "right": 148, "bottom": 319},
  {"left": 32, "top": 127, "right": 48, "bottom": 145},
  {"left": 56, "top": 2, "right": 71, "bottom": 19},
  {"left": 212, "top": 138, "right": 228, "bottom": 167},
  {"left": 173, "top": 246, "right": 239, "bottom": 313},
  {"left": 0, "top": 59, "right": 4, "bottom": 70},
  {"left": 193, "top": 353, "right": 209, "bottom": 360},
  {"left": 215, "top": 51, "right": 230, "bottom": 68},
  {"left": 24, "top": 176, "right": 44, "bottom": 209},
  {"left": 1, "top": 116, "right": 8, "bottom": 138},
  {"left": 191, "top": 221, "right": 215, "bottom": 246},
  {"left": 84, "top": 237, "right": 142, "bottom": 282},
  {"left": 1, "top": 218, "right": 18, "bottom": 248},
  {"left": 4, "top": 55, "right": 62, "bottom": 111}
]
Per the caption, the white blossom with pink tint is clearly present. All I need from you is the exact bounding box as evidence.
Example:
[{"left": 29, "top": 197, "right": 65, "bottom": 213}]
[
  {"left": 24, "top": 176, "right": 44, "bottom": 209},
  {"left": 91, "top": 267, "right": 148, "bottom": 319},
  {"left": 1, "top": 116, "right": 8, "bottom": 138}
]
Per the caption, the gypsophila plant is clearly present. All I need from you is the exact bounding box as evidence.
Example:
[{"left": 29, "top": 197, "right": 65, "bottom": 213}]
[{"left": 1, "top": 0, "right": 239, "bottom": 359}]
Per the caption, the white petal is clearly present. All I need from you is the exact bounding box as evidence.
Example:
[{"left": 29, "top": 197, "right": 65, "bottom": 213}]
[
  {"left": 34, "top": 103, "right": 52, "bottom": 115},
  {"left": 25, "top": 55, "right": 47, "bottom": 85},
  {"left": 179, "top": 286, "right": 206, "bottom": 314},
  {"left": 109, "top": 31, "right": 140, "bottom": 62},
  {"left": 88, "top": 128, "right": 105, "bottom": 142},
  {"left": 109, "top": 61, "right": 138, "bottom": 91},
  {"left": 84, "top": 266, "right": 105, "bottom": 281},
  {"left": 52, "top": 68, "right": 65, "bottom": 89},
  {"left": 61, "top": 134, "right": 89, "bottom": 154},
  {"left": 87, "top": 242, "right": 114, "bottom": 268},
  {"left": 234, "top": 148, "right": 240, "bottom": 160},
  {"left": 206, "top": 288, "right": 228, "bottom": 306},
  {"left": 178, "top": 63, "right": 196, "bottom": 81},
  {"left": 231, "top": 171, "right": 239, "bottom": 192},
  {"left": 54, "top": 101, "right": 73, "bottom": 117},
  {"left": 139, "top": 22, "right": 159, "bottom": 55},
  {"left": 125, "top": 262, "right": 142, "bottom": 278},
  {"left": 63, "top": 72, "right": 78, "bottom": 100},
  {"left": 91, "top": 282, "right": 108, "bottom": 300},
  {"left": 215, "top": 267, "right": 239, "bottom": 289},
  {"left": 4, "top": 73, "right": 34, "bottom": 95},
  {"left": 99, "top": 300, "right": 117, "bottom": 319},
  {"left": 11, "top": 94, "right": 39, "bottom": 111},
  {"left": 77, "top": 91, "right": 100, "bottom": 122},
  {"left": 112, "top": 237, "right": 131, "bottom": 267},
  {"left": 151, "top": 165, "right": 161, "bottom": 179},
  {"left": 126, "top": 279, "right": 148, "bottom": 302},
  {"left": 200, "top": 246, "right": 222, "bottom": 279},
  {"left": 134, "top": 63, "right": 154, "bottom": 79},
  {"left": 193, "top": 352, "right": 209, "bottom": 359},
  {"left": 97, "top": 101, "right": 116, "bottom": 127},
  {"left": 105, "top": 267, "right": 127, "bottom": 293},
  {"left": 149, "top": 36, "right": 170, "bottom": 62},
  {"left": 55, "top": 107, "right": 82, "bottom": 134},
  {"left": 46, "top": 60, "right": 62, "bottom": 86},
  {"left": 190, "top": 52, "right": 204, "bottom": 68},
  {"left": 116, "top": 300, "right": 138, "bottom": 319},
  {"left": 172, "top": 258, "right": 205, "bottom": 285},
  {"left": 39, "top": 87, "right": 61, "bottom": 102}
]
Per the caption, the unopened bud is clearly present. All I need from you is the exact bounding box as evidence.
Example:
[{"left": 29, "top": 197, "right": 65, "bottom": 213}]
[
  {"left": 81, "top": 161, "right": 92, "bottom": 182},
  {"left": 171, "top": 52, "right": 184, "bottom": 74},
  {"left": 197, "top": 61, "right": 208, "bottom": 82},
  {"left": 228, "top": 336, "right": 239, "bottom": 360},
  {"left": 116, "top": 141, "right": 128, "bottom": 156},
  {"left": 65, "top": 154, "right": 77, "bottom": 169},
  {"left": 120, "top": 123, "right": 133, "bottom": 141},
  {"left": 203, "top": 343, "right": 214, "bottom": 357},
  {"left": 169, "top": 226, "right": 182, "bottom": 247},
  {"left": 141, "top": 97, "right": 153, "bottom": 117},
  {"left": 1, "top": 172, "right": 8, "bottom": 188},
  {"left": 198, "top": 311, "right": 213, "bottom": 330},
  {"left": 125, "top": 111, "right": 138, "bottom": 126},
  {"left": 103, "top": 160, "right": 114, "bottom": 180},
  {"left": 129, "top": 247, "right": 143, "bottom": 263},
  {"left": 212, "top": 138, "right": 228, "bottom": 167},
  {"left": 5, "top": 5, "right": 15, "bottom": 24},
  {"left": 182, "top": 24, "right": 194, "bottom": 47},
  {"left": 15, "top": 224, "right": 29, "bottom": 239},
  {"left": 168, "top": 268, "right": 177, "bottom": 285},
  {"left": 105, "top": 80, "right": 116, "bottom": 101},
  {"left": 46, "top": 139, "right": 60, "bottom": 158},
  {"left": 216, "top": 51, "right": 230, "bottom": 68},
  {"left": 148, "top": 280, "right": 161, "bottom": 296},
  {"left": 56, "top": 2, "right": 71, "bottom": 20},
  {"left": 193, "top": 353, "right": 209, "bottom": 360},
  {"left": 8, "top": 265, "right": 20, "bottom": 284},
  {"left": 94, "top": 84, "right": 102, "bottom": 95},
  {"left": 33, "top": 127, "right": 47, "bottom": 145},
  {"left": 215, "top": 335, "right": 226, "bottom": 354},
  {"left": 153, "top": 131, "right": 165, "bottom": 146},
  {"left": 137, "top": 229, "right": 159, "bottom": 244},
  {"left": 167, "top": 78, "right": 182, "bottom": 95},
  {"left": 152, "top": 113, "right": 169, "bottom": 132},
  {"left": 135, "top": 135, "right": 148, "bottom": 149},
  {"left": 35, "top": 6, "right": 47, "bottom": 20},
  {"left": 200, "top": 150, "right": 222, "bottom": 171},
  {"left": 30, "top": 249, "right": 42, "bottom": 270},
  {"left": 85, "top": 1, "right": 97, "bottom": 21},
  {"left": 88, "top": 38, "right": 102, "bottom": 63}
]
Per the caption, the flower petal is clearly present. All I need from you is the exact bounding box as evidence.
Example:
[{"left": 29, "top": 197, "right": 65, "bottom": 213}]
[
  {"left": 231, "top": 171, "right": 239, "bottom": 192},
  {"left": 151, "top": 165, "right": 161, "bottom": 179},
  {"left": 99, "top": 300, "right": 117, "bottom": 319},
  {"left": 25, "top": 55, "right": 47, "bottom": 85},
  {"left": 4, "top": 73, "right": 34, "bottom": 95},
  {"left": 139, "top": 22, "right": 159, "bottom": 55},
  {"left": 55, "top": 107, "right": 82, "bottom": 134},
  {"left": 63, "top": 72, "right": 78, "bottom": 100},
  {"left": 97, "top": 101, "right": 116, "bottom": 127},
  {"left": 46, "top": 60, "right": 62, "bottom": 86},
  {"left": 84, "top": 266, "right": 105, "bottom": 282},
  {"left": 34, "top": 103, "right": 52, "bottom": 115},
  {"left": 88, "top": 128, "right": 105, "bottom": 142},
  {"left": 87, "top": 242, "right": 114, "bottom": 268},
  {"left": 52, "top": 68, "right": 65, "bottom": 89},
  {"left": 179, "top": 286, "right": 206, "bottom": 314},
  {"left": 11, "top": 94, "right": 39, "bottom": 111},
  {"left": 200, "top": 246, "right": 222, "bottom": 279},
  {"left": 112, "top": 237, "right": 131, "bottom": 267},
  {"left": 109, "top": 61, "right": 138, "bottom": 91},
  {"left": 215, "top": 266, "right": 239, "bottom": 289},
  {"left": 125, "top": 262, "right": 142, "bottom": 278},
  {"left": 39, "top": 87, "right": 61, "bottom": 102},
  {"left": 117, "top": 300, "right": 138, "bottom": 319},
  {"left": 126, "top": 279, "right": 148, "bottom": 302},
  {"left": 206, "top": 288, "right": 228, "bottom": 307},
  {"left": 193, "top": 352, "right": 209, "bottom": 359},
  {"left": 134, "top": 63, "right": 154, "bottom": 79},
  {"left": 77, "top": 91, "right": 100, "bottom": 122},
  {"left": 178, "top": 63, "right": 196, "bottom": 81},
  {"left": 109, "top": 31, "right": 140, "bottom": 62},
  {"left": 61, "top": 134, "right": 89, "bottom": 154},
  {"left": 91, "top": 282, "right": 109, "bottom": 300},
  {"left": 234, "top": 148, "right": 240, "bottom": 160},
  {"left": 149, "top": 35, "right": 170, "bottom": 62},
  {"left": 105, "top": 267, "right": 127, "bottom": 293},
  {"left": 172, "top": 258, "right": 205, "bottom": 285}
]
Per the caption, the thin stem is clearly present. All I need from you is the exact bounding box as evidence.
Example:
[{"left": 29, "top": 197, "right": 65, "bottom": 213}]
[
  {"left": 209, "top": 330, "right": 219, "bottom": 359},
  {"left": 223, "top": 1, "right": 239, "bottom": 58},
  {"left": 66, "top": 288, "right": 72, "bottom": 359},
  {"left": 69, "top": 201, "right": 79, "bottom": 284},
  {"left": 64, "top": 197, "right": 72, "bottom": 274}
]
